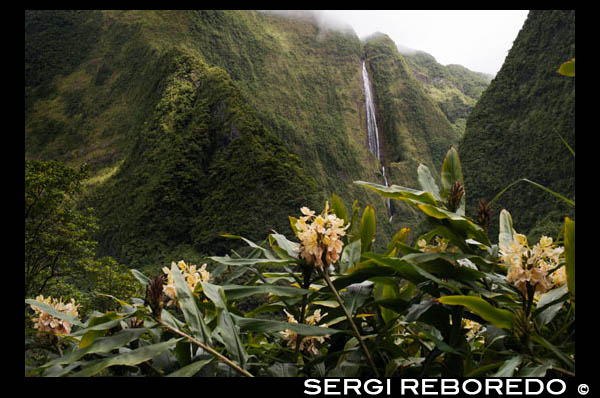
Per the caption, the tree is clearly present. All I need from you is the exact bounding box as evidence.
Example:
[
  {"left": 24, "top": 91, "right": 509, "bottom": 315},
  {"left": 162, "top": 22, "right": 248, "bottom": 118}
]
[{"left": 25, "top": 160, "right": 97, "bottom": 298}]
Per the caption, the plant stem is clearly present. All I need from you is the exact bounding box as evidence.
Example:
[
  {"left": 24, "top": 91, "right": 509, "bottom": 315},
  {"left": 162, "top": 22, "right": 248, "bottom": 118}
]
[
  {"left": 320, "top": 268, "right": 379, "bottom": 377},
  {"left": 155, "top": 317, "right": 254, "bottom": 377}
]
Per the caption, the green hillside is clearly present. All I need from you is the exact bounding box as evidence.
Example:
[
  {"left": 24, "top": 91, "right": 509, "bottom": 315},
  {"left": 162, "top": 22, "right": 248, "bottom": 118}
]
[
  {"left": 459, "top": 10, "right": 575, "bottom": 241},
  {"left": 25, "top": 10, "right": 464, "bottom": 270},
  {"left": 401, "top": 49, "right": 492, "bottom": 137}
]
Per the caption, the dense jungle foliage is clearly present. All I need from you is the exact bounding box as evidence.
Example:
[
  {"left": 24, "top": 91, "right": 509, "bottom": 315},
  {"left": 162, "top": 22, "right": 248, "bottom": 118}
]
[
  {"left": 459, "top": 10, "right": 575, "bottom": 242},
  {"left": 25, "top": 10, "right": 574, "bottom": 378}
]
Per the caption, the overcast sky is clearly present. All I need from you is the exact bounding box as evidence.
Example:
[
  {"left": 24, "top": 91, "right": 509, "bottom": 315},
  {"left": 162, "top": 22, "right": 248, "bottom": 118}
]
[{"left": 319, "top": 10, "right": 529, "bottom": 76}]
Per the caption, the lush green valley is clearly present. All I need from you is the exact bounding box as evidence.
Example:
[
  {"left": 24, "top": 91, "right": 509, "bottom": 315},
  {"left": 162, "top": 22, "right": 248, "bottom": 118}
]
[{"left": 25, "top": 10, "right": 575, "bottom": 379}]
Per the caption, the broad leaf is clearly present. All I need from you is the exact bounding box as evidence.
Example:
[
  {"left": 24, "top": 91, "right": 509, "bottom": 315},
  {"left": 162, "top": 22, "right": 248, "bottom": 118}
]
[
  {"left": 171, "top": 263, "right": 211, "bottom": 344},
  {"left": 417, "top": 164, "right": 441, "bottom": 201},
  {"left": 331, "top": 193, "right": 349, "bottom": 224},
  {"left": 70, "top": 338, "right": 181, "bottom": 377},
  {"left": 201, "top": 282, "right": 248, "bottom": 368},
  {"left": 437, "top": 295, "right": 515, "bottom": 330},
  {"left": 359, "top": 205, "right": 376, "bottom": 253},
  {"left": 232, "top": 314, "right": 342, "bottom": 336}
]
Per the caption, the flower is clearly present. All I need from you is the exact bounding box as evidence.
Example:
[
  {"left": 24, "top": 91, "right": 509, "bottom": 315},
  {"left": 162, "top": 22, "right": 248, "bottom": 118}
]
[
  {"left": 30, "top": 295, "right": 79, "bottom": 336},
  {"left": 162, "top": 260, "right": 211, "bottom": 306},
  {"left": 463, "top": 319, "right": 483, "bottom": 340},
  {"left": 280, "top": 308, "right": 329, "bottom": 355},
  {"left": 294, "top": 203, "right": 349, "bottom": 269},
  {"left": 499, "top": 234, "right": 566, "bottom": 297},
  {"left": 417, "top": 236, "right": 457, "bottom": 253}
]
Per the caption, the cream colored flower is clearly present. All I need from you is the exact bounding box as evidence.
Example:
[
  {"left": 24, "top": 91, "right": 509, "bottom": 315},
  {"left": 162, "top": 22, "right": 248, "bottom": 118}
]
[
  {"left": 30, "top": 295, "right": 79, "bottom": 336},
  {"left": 163, "top": 260, "right": 211, "bottom": 306},
  {"left": 280, "top": 308, "right": 329, "bottom": 355},
  {"left": 500, "top": 234, "right": 565, "bottom": 297},
  {"left": 463, "top": 319, "right": 483, "bottom": 340},
  {"left": 294, "top": 203, "right": 348, "bottom": 269},
  {"left": 417, "top": 236, "right": 456, "bottom": 253}
]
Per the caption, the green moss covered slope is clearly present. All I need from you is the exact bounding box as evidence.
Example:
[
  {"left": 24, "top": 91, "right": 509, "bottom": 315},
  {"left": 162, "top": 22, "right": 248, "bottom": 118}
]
[
  {"left": 459, "top": 10, "right": 575, "bottom": 241},
  {"left": 26, "top": 11, "right": 469, "bottom": 268}
]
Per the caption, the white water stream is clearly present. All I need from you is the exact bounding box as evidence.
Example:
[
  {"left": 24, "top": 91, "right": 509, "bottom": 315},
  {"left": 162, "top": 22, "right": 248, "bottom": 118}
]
[{"left": 362, "top": 61, "right": 392, "bottom": 222}]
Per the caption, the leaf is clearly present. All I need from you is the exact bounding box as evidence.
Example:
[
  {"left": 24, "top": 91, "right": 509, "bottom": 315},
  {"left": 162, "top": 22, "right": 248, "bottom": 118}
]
[
  {"left": 498, "top": 209, "right": 516, "bottom": 248},
  {"left": 417, "top": 164, "right": 441, "bottom": 200},
  {"left": 440, "top": 147, "right": 464, "bottom": 215},
  {"left": 534, "top": 284, "right": 568, "bottom": 326},
  {"left": 374, "top": 280, "right": 399, "bottom": 324},
  {"left": 130, "top": 269, "right": 150, "bottom": 287},
  {"left": 437, "top": 295, "right": 515, "bottom": 330},
  {"left": 221, "top": 284, "right": 311, "bottom": 301},
  {"left": 38, "top": 328, "right": 149, "bottom": 371},
  {"left": 359, "top": 205, "right": 376, "bottom": 253},
  {"left": 331, "top": 193, "right": 349, "bottom": 224},
  {"left": 25, "top": 298, "right": 84, "bottom": 327},
  {"left": 231, "top": 314, "right": 341, "bottom": 336},
  {"left": 208, "top": 256, "right": 296, "bottom": 267},
  {"left": 385, "top": 227, "right": 410, "bottom": 256},
  {"left": 171, "top": 263, "right": 211, "bottom": 345},
  {"left": 70, "top": 338, "right": 181, "bottom": 377},
  {"left": 355, "top": 180, "right": 438, "bottom": 206},
  {"left": 564, "top": 217, "right": 575, "bottom": 297},
  {"left": 201, "top": 282, "right": 248, "bottom": 368},
  {"left": 223, "top": 234, "right": 277, "bottom": 260},
  {"left": 557, "top": 58, "right": 575, "bottom": 77},
  {"left": 493, "top": 356, "right": 522, "bottom": 377},
  {"left": 268, "top": 232, "right": 300, "bottom": 259},
  {"left": 79, "top": 311, "right": 122, "bottom": 349},
  {"left": 491, "top": 179, "right": 574, "bottom": 207},
  {"left": 166, "top": 358, "right": 213, "bottom": 377},
  {"left": 416, "top": 203, "right": 490, "bottom": 246},
  {"left": 340, "top": 239, "right": 361, "bottom": 274}
]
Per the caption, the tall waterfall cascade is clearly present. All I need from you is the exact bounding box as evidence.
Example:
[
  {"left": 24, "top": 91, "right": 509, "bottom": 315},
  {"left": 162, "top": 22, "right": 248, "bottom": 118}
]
[{"left": 362, "top": 60, "right": 392, "bottom": 222}]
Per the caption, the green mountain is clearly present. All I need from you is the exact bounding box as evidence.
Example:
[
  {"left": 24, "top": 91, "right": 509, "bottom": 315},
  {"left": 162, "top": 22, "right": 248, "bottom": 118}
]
[
  {"left": 401, "top": 50, "right": 493, "bottom": 136},
  {"left": 459, "top": 10, "right": 575, "bottom": 241},
  {"left": 25, "top": 10, "right": 463, "bottom": 270}
]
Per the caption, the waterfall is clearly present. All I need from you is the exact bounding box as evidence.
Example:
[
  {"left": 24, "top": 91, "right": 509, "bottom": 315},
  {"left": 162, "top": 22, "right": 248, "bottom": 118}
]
[{"left": 362, "top": 60, "right": 392, "bottom": 222}]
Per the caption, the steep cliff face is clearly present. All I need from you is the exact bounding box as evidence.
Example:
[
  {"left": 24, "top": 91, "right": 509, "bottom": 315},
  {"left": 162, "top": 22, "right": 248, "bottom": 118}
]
[
  {"left": 361, "top": 33, "right": 459, "bottom": 230},
  {"left": 25, "top": 10, "right": 467, "bottom": 268},
  {"left": 459, "top": 10, "right": 575, "bottom": 241}
]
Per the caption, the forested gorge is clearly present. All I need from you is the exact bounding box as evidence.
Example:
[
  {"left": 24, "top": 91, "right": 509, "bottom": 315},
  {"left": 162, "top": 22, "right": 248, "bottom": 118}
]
[{"left": 25, "top": 10, "right": 575, "bottom": 379}]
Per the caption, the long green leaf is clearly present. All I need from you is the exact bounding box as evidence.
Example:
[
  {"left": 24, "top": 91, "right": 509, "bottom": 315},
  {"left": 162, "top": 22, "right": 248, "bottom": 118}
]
[
  {"left": 437, "top": 295, "right": 515, "bottom": 330},
  {"left": 498, "top": 209, "right": 516, "bottom": 248},
  {"left": 208, "top": 256, "right": 296, "bottom": 267},
  {"left": 70, "top": 338, "right": 181, "bottom": 377},
  {"left": 38, "top": 328, "right": 149, "bottom": 371},
  {"left": 416, "top": 203, "right": 491, "bottom": 246},
  {"left": 355, "top": 181, "right": 438, "bottom": 206},
  {"left": 359, "top": 205, "right": 376, "bottom": 253},
  {"left": 564, "top": 217, "right": 575, "bottom": 297},
  {"left": 201, "top": 282, "right": 248, "bottom": 368},
  {"left": 331, "top": 193, "right": 349, "bottom": 224},
  {"left": 25, "top": 299, "right": 84, "bottom": 327},
  {"left": 340, "top": 239, "right": 361, "bottom": 274},
  {"left": 231, "top": 314, "right": 341, "bottom": 336},
  {"left": 171, "top": 263, "right": 211, "bottom": 345},
  {"left": 417, "top": 164, "right": 441, "bottom": 201},
  {"left": 167, "top": 358, "right": 213, "bottom": 377},
  {"left": 222, "top": 284, "right": 311, "bottom": 301},
  {"left": 490, "top": 179, "right": 574, "bottom": 207},
  {"left": 440, "top": 147, "right": 464, "bottom": 215},
  {"left": 268, "top": 232, "right": 300, "bottom": 259},
  {"left": 493, "top": 356, "right": 522, "bottom": 377}
]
